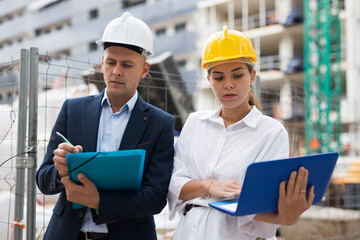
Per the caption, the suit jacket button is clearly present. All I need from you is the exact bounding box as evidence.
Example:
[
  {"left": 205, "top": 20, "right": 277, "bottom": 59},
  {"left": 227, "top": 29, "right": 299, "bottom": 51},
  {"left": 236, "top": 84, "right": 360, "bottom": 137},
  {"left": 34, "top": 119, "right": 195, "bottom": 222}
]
[
  {"left": 78, "top": 212, "right": 84, "bottom": 218},
  {"left": 49, "top": 183, "right": 54, "bottom": 189}
]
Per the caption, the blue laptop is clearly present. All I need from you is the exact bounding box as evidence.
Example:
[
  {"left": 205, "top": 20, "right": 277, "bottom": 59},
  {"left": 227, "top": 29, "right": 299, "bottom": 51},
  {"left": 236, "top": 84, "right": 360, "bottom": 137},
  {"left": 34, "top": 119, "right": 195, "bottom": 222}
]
[{"left": 208, "top": 152, "right": 339, "bottom": 216}]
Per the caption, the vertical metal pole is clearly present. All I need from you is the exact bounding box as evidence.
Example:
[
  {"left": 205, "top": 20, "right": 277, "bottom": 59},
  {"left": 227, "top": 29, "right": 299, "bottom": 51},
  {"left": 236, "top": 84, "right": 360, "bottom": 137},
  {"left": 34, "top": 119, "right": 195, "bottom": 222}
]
[
  {"left": 227, "top": 0, "right": 235, "bottom": 29},
  {"left": 242, "top": 0, "right": 249, "bottom": 31},
  {"left": 210, "top": 5, "right": 216, "bottom": 33},
  {"left": 259, "top": 0, "right": 266, "bottom": 27},
  {"left": 14, "top": 49, "right": 29, "bottom": 240},
  {"left": 27, "top": 47, "right": 39, "bottom": 240},
  {"left": 254, "top": 37, "right": 261, "bottom": 72},
  {"left": 346, "top": 0, "right": 360, "bottom": 152}
]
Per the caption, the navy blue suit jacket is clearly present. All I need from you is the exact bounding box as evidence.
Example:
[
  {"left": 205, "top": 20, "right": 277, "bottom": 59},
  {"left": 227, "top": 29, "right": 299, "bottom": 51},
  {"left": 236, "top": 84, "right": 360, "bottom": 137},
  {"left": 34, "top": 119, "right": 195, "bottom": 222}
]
[{"left": 36, "top": 92, "right": 175, "bottom": 240}]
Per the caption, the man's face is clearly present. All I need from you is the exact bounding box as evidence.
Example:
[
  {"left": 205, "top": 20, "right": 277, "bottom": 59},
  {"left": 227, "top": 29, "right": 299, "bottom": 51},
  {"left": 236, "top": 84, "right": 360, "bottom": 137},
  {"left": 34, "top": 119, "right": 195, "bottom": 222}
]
[{"left": 101, "top": 46, "right": 149, "bottom": 102}]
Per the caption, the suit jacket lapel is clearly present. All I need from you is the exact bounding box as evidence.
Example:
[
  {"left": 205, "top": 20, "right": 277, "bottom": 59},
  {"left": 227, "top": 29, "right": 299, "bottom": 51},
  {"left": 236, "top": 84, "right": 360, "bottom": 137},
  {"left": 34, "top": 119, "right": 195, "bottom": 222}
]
[
  {"left": 120, "top": 97, "right": 151, "bottom": 150},
  {"left": 82, "top": 91, "right": 104, "bottom": 152}
]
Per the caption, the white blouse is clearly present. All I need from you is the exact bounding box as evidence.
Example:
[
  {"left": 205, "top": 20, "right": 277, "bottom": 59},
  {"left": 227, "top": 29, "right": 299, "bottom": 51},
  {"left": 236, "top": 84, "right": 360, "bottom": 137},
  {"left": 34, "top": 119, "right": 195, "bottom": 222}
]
[{"left": 168, "top": 106, "right": 289, "bottom": 240}]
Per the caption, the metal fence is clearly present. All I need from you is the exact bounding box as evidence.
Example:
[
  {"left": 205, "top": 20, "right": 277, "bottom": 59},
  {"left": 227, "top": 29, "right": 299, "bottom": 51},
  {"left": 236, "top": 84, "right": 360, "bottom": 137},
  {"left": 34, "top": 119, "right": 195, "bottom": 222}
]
[{"left": 0, "top": 48, "right": 360, "bottom": 240}]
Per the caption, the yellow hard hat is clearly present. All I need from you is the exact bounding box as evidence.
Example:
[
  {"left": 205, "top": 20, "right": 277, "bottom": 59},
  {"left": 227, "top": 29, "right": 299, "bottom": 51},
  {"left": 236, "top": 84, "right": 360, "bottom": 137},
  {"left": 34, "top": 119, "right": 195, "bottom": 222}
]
[{"left": 201, "top": 26, "right": 257, "bottom": 69}]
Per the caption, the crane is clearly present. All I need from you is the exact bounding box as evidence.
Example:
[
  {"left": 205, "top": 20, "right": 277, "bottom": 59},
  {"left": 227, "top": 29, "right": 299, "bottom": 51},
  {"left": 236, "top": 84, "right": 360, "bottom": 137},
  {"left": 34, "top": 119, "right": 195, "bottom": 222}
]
[{"left": 304, "top": 0, "right": 342, "bottom": 154}]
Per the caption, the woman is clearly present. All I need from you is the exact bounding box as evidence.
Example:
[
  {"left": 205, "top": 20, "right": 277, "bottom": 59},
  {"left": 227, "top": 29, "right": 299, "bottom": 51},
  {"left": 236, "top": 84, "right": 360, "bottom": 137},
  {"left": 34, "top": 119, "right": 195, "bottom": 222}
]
[{"left": 167, "top": 26, "right": 314, "bottom": 240}]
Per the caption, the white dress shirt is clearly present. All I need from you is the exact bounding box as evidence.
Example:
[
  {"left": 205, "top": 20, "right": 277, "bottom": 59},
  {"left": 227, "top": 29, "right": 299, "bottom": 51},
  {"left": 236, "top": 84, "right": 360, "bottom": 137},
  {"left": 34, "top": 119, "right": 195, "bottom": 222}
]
[
  {"left": 168, "top": 106, "right": 289, "bottom": 240},
  {"left": 80, "top": 90, "right": 138, "bottom": 233}
]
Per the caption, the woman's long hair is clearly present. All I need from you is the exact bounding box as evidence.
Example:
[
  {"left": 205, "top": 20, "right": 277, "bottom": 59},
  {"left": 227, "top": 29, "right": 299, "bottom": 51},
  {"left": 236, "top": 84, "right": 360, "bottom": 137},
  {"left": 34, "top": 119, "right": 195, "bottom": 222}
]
[
  {"left": 249, "top": 88, "right": 262, "bottom": 111},
  {"left": 245, "top": 64, "right": 262, "bottom": 111}
]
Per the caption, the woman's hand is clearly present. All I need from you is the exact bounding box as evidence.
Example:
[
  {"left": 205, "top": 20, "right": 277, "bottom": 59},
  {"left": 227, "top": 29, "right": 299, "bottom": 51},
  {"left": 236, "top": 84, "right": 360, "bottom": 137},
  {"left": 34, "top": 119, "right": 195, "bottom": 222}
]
[
  {"left": 255, "top": 167, "right": 315, "bottom": 225},
  {"left": 276, "top": 167, "right": 315, "bottom": 225},
  {"left": 179, "top": 179, "right": 241, "bottom": 202},
  {"left": 208, "top": 180, "right": 242, "bottom": 198}
]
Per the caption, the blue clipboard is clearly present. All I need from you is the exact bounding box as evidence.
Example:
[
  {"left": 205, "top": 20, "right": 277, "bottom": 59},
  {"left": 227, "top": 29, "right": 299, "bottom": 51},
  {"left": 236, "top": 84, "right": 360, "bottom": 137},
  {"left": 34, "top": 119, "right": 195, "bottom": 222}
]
[
  {"left": 66, "top": 149, "right": 146, "bottom": 209},
  {"left": 208, "top": 152, "right": 339, "bottom": 216}
]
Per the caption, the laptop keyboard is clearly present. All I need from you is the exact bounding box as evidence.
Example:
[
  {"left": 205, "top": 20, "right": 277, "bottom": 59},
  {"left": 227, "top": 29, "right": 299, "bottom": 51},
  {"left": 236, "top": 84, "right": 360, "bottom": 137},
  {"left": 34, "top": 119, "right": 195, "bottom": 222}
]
[{"left": 220, "top": 203, "right": 238, "bottom": 212}]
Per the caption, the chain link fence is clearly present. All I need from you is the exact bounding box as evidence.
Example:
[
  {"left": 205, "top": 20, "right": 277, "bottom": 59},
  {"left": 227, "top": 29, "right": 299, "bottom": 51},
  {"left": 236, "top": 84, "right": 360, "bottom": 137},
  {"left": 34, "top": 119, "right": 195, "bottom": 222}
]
[{"left": 0, "top": 48, "right": 360, "bottom": 239}]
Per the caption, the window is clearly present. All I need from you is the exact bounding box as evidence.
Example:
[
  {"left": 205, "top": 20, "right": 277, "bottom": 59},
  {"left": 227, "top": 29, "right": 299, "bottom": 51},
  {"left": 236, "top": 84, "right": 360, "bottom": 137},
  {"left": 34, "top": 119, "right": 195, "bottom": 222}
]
[
  {"left": 35, "top": 29, "right": 41, "bottom": 36},
  {"left": 156, "top": 28, "right": 166, "bottom": 37},
  {"left": 175, "top": 23, "right": 186, "bottom": 32},
  {"left": 89, "top": 9, "right": 98, "bottom": 19},
  {"left": 89, "top": 42, "right": 98, "bottom": 51},
  {"left": 39, "top": 0, "right": 66, "bottom": 11},
  {"left": 123, "top": 0, "right": 146, "bottom": 8}
]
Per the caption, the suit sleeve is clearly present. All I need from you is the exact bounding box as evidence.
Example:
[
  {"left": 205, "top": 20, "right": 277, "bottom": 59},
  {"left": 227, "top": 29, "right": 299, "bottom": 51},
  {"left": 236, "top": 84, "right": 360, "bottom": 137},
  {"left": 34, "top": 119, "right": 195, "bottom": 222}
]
[
  {"left": 36, "top": 99, "right": 69, "bottom": 195},
  {"left": 96, "top": 115, "right": 175, "bottom": 223}
]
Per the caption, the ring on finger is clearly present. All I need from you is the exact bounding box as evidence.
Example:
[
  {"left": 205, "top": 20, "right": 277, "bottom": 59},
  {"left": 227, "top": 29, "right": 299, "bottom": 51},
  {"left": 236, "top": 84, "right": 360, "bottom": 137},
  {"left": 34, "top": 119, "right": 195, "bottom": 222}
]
[{"left": 300, "top": 189, "right": 306, "bottom": 193}]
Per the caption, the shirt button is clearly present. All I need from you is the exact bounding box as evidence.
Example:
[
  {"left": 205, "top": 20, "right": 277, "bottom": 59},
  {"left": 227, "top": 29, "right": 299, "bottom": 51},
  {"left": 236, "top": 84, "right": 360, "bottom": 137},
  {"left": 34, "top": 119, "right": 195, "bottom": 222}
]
[
  {"left": 110, "top": 116, "right": 114, "bottom": 119},
  {"left": 78, "top": 212, "right": 84, "bottom": 218}
]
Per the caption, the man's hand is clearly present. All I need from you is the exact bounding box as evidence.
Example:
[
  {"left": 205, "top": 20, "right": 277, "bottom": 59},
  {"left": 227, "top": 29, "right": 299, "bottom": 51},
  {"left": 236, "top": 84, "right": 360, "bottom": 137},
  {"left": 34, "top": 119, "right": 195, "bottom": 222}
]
[
  {"left": 53, "top": 143, "right": 83, "bottom": 179},
  {"left": 61, "top": 173, "right": 100, "bottom": 209}
]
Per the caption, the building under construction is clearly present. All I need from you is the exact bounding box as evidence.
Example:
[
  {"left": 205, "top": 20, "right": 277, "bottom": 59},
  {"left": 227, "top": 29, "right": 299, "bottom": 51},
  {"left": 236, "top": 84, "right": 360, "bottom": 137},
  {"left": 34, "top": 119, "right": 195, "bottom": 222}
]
[{"left": 1, "top": 0, "right": 360, "bottom": 239}]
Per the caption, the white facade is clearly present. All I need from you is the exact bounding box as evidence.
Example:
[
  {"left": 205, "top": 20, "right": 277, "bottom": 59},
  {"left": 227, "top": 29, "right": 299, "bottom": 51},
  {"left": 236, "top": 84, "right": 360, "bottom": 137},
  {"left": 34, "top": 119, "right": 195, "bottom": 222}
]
[
  {"left": 0, "top": 0, "right": 359, "bottom": 154},
  {"left": 0, "top": 0, "right": 199, "bottom": 98}
]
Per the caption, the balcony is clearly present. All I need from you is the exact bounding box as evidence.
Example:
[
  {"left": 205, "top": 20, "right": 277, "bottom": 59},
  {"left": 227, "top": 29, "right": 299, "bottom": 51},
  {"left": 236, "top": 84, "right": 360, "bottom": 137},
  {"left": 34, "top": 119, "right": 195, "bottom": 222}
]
[
  {"left": 0, "top": 0, "right": 115, "bottom": 42},
  {"left": 0, "top": 0, "right": 27, "bottom": 18},
  {"left": 125, "top": 0, "right": 197, "bottom": 24}
]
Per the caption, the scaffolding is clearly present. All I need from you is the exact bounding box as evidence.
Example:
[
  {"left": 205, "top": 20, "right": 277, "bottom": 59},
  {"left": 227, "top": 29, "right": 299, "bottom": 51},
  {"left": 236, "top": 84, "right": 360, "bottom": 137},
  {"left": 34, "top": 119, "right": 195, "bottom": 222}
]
[{"left": 304, "top": 0, "right": 342, "bottom": 154}]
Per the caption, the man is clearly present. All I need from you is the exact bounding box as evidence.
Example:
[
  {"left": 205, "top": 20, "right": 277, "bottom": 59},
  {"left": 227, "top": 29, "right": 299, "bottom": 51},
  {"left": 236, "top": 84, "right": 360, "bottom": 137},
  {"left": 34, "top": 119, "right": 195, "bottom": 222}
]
[{"left": 36, "top": 12, "right": 175, "bottom": 240}]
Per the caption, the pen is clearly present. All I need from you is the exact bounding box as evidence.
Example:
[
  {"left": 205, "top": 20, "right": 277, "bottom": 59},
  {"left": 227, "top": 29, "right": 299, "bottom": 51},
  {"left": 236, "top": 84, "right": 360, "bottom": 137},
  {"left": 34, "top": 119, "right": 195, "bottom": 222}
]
[{"left": 56, "top": 131, "right": 74, "bottom": 146}]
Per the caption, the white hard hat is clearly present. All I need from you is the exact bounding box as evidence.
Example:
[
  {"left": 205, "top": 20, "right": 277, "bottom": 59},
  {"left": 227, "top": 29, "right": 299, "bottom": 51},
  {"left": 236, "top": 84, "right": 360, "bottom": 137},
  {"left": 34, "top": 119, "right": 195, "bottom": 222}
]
[{"left": 96, "top": 12, "right": 154, "bottom": 59}]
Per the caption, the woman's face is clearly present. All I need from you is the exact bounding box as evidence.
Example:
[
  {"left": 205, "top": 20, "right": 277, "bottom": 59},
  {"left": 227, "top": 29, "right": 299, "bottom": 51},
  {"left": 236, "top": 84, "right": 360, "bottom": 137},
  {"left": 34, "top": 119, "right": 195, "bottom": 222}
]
[{"left": 207, "top": 62, "right": 255, "bottom": 111}]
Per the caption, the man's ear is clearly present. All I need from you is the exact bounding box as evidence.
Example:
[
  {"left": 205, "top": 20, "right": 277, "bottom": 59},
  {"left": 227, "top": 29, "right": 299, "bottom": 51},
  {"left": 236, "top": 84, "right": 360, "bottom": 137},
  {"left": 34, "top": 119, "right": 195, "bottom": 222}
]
[
  {"left": 141, "top": 62, "right": 150, "bottom": 79},
  {"left": 101, "top": 55, "right": 104, "bottom": 68}
]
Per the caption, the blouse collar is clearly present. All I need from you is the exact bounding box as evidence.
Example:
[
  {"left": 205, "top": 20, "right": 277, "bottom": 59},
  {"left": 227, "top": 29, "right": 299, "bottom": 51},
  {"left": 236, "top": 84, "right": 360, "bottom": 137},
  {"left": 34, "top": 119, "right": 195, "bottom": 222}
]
[{"left": 204, "top": 105, "right": 262, "bottom": 129}]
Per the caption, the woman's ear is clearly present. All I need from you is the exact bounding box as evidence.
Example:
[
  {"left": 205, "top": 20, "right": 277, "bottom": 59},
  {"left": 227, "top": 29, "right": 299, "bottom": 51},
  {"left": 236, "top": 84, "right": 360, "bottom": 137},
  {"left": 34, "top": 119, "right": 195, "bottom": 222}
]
[
  {"left": 207, "top": 69, "right": 211, "bottom": 83},
  {"left": 250, "top": 69, "right": 256, "bottom": 85}
]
